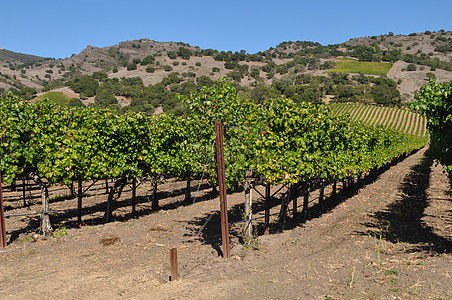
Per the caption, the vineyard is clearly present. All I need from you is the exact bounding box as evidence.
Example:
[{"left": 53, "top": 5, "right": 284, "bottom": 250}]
[
  {"left": 1, "top": 79, "right": 451, "bottom": 299},
  {"left": 0, "top": 78, "right": 428, "bottom": 246},
  {"left": 330, "top": 102, "right": 428, "bottom": 136}
]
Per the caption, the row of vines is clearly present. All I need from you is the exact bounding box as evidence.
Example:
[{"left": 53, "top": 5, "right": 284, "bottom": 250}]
[
  {"left": 0, "top": 79, "right": 428, "bottom": 235},
  {"left": 330, "top": 102, "right": 427, "bottom": 136}
]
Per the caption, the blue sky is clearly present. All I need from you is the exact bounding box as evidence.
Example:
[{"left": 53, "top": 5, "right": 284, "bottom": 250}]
[{"left": 1, "top": 0, "right": 451, "bottom": 59}]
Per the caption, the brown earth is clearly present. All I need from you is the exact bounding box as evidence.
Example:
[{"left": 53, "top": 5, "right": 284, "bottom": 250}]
[{"left": 1, "top": 147, "right": 451, "bottom": 299}]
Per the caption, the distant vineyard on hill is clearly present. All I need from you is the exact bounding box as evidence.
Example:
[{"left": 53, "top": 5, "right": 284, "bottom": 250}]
[{"left": 329, "top": 103, "right": 427, "bottom": 136}]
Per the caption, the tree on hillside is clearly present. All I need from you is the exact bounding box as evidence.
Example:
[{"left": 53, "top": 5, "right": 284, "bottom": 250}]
[
  {"left": 93, "top": 71, "right": 108, "bottom": 81},
  {"left": 406, "top": 64, "right": 417, "bottom": 71},
  {"left": 95, "top": 90, "right": 118, "bottom": 108},
  {"left": 68, "top": 98, "right": 84, "bottom": 107},
  {"left": 141, "top": 55, "right": 155, "bottom": 65},
  {"left": 68, "top": 75, "right": 99, "bottom": 99},
  {"left": 196, "top": 76, "right": 215, "bottom": 88},
  {"left": 371, "top": 85, "right": 400, "bottom": 105},
  {"left": 167, "top": 51, "right": 177, "bottom": 59},
  {"left": 11, "top": 87, "right": 37, "bottom": 100},
  {"left": 177, "top": 47, "right": 192, "bottom": 60},
  {"left": 127, "top": 62, "right": 137, "bottom": 70}
]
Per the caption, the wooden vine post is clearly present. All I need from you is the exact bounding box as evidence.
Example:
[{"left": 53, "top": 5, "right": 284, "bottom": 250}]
[
  {"left": 332, "top": 180, "right": 337, "bottom": 197},
  {"left": 170, "top": 247, "right": 178, "bottom": 281},
  {"left": 185, "top": 177, "right": 191, "bottom": 204},
  {"left": 105, "top": 179, "right": 109, "bottom": 194},
  {"left": 319, "top": 180, "right": 324, "bottom": 205},
  {"left": 302, "top": 183, "right": 310, "bottom": 221},
  {"left": 215, "top": 121, "right": 230, "bottom": 258},
  {"left": 293, "top": 184, "right": 298, "bottom": 221},
  {"left": 244, "top": 180, "right": 253, "bottom": 241},
  {"left": 77, "top": 179, "right": 83, "bottom": 227},
  {"left": 22, "top": 178, "right": 26, "bottom": 207},
  {"left": 131, "top": 177, "right": 137, "bottom": 215},
  {"left": 264, "top": 184, "right": 271, "bottom": 235},
  {"left": 0, "top": 172, "right": 7, "bottom": 247},
  {"left": 151, "top": 173, "right": 158, "bottom": 211}
]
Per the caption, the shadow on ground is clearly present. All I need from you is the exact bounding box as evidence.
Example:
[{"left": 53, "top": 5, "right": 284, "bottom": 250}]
[
  {"left": 360, "top": 151, "right": 452, "bottom": 254},
  {"left": 186, "top": 152, "right": 414, "bottom": 256}
]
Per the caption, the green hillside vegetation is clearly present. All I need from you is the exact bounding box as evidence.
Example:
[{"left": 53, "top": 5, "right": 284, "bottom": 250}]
[
  {"left": 330, "top": 102, "right": 427, "bottom": 136},
  {"left": 59, "top": 71, "right": 402, "bottom": 113},
  {"left": 325, "top": 59, "right": 393, "bottom": 76}
]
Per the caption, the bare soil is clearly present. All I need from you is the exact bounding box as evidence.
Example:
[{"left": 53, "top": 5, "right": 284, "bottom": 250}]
[{"left": 1, "top": 147, "right": 451, "bottom": 299}]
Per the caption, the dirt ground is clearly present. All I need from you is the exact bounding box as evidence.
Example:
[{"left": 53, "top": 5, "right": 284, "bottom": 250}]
[{"left": 1, "top": 146, "right": 451, "bottom": 299}]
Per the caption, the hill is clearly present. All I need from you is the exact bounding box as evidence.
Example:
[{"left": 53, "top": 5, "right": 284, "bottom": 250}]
[
  {"left": 0, "top": 48, "right": 44, "bottom": 65},
  {"left": 1, "top": 31, "right": 452, "bottom": 113}
]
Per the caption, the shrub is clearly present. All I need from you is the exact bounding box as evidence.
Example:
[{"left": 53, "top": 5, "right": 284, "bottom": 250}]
[
  {"left": 67, "top": 75, "right": 99, "bottom": 98},
  {"left": 95, "top": 90, "right": 118, "bottom": 107},
  {"left": 182, "top": 72, "right": 196, "bottom": 78},
  {"left": 406, "top": 64, "right": 416, "bottom": 71},
  {"left": 172, "top": 61, "right": 179, "bottom": 66},
  {"left": 167, "top": 51, "right": 177, "bottom": 59},
  {"left": 250, "top": 68, "right": 260, "bottom": 79},
  {"left": 146, "top": 66, "right": 155, "bottom": 73},
  {"left": 112, "top": 67, "right": 118, "bottom": 73},
  {"left": 68, "top": 98, "right": 84, "bottom": 107},
  {"left": 141, "top": 55, "right": 155, "bottom": 65},
  {"left": 224, "top": 62, "right": 237, "bottom": 69},
  {"left": 177, "top": 47, "right": 192, "bottom": 59},
  {"left": 195, "top": 62, "right": 201, "bottom": 66},
  {"left": 212, "top": 67, "right": 220, "bottom": 72},
  {"left": 126, "top": 63, "right": 137, "bottom": 70},
  {"left": 93, "top": 71, "right": 108, "bottom": 81},
  {"left": 163, "top": 65, "right": 173, "bottom": 72},
  {"left": 426, "top": 72, "right": 436, "bottom": 80},
  {"left": 196, "top": 75, "right": 214, "bottom": 88}
]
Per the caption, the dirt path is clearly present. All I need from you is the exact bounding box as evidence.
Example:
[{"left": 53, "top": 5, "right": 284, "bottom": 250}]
[{"left": 1, "top": 147, "right": 451, "bottom": 299}]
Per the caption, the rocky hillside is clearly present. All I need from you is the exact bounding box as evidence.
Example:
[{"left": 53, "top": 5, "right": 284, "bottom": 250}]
[{"left": 1, "top": 31, "right": 451, "bottom": 112}]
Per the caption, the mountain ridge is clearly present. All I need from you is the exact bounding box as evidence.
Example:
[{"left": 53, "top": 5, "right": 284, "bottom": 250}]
[{"left": 1, "top": 30, "right": 451, "bottom": 112}]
